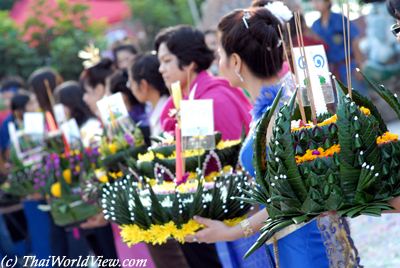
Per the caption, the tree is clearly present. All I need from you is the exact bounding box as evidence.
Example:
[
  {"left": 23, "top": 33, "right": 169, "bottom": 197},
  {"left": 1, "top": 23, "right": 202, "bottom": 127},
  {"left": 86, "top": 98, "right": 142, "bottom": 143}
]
[
  {"left": 0, "top": 11, "right": 40, "bottom": 79},
  {"left": 126, "top": 0, "right": 204, "bottom": 48},
  {"left": 21, "top": 0, "right": 106, "bottom": 80}
]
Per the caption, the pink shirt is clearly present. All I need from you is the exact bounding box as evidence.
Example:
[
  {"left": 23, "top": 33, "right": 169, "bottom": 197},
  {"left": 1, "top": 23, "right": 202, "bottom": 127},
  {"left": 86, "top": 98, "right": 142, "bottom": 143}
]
[{"left": 160, "top": 71, "right": 252, "bottom": 140}]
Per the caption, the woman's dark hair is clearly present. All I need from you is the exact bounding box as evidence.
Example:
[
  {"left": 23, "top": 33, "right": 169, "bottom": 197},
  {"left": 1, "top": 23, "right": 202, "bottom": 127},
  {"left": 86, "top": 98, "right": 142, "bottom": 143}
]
[
  {"left": 108, "top": 70, "right": 142, "bottom": 107},
  {"left": 0, "top": 76, "right": 25, "bottom": 93},
  {"left": 251, "top": 0, "right": 273, "bottom": 7},
  {"left": 130, "top": 53, "right": 169, "bottom": 97},
  {"left": 154, "top": 25, "right": 214, "bottom": 72},
  {"left": 11, "top": 93, "right": 30, "bottom": 112},
  {"left": 388, "top": 0, "right": 400, "bottom": 18},
  {"left": 28, "top": 67, "right": 62, "bottom": 113},
  {"left": 112, "top": 44, "right": 138, "bottom": 60},
  {"left": 81, "top": 58, "right": 114, "bottom": 89},
  {"left": 54, "top": 81, "right": 94, "bottom": 127},
  {"left": 218, "top": 8, "right": 284, "bottom": 79}
]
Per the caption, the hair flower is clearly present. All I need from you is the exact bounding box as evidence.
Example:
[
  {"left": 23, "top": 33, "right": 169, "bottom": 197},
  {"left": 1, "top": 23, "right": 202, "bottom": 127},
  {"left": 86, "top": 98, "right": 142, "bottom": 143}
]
[{"left": 264, "top": 1, "right": 293, "bottom": 23}]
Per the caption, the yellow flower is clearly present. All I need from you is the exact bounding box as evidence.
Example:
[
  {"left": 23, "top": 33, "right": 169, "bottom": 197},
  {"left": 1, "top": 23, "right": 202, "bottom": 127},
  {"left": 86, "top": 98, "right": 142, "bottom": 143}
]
[
  {"left": 205, "top": 171, "right": 220, "bottom": 182},
  {"left": 224, "top": 216, "right": 246, "bottom": 227},
  {"left": 295, "top": 144, "right": 341, "bottom": 164},
  {"left": 222, "top": 165, "right": 233, "bottom": 173},
  {"left": 216, "top": 140, "right": 241, "bottom": 150},
  {"left": 109, "top": 171, "right": 122, "bottom": 180},
  {"left": 148, "top": 222, "right": 174, "bottom": 245},
  {"left": 138, "top": 151, "right": 155, "bottom": 162},
  {"left": 360, "top": 106, "right": 371, "bottom": 116},
  {"left": 108, "top": 143, "right": 118, "bottom": 154},
  {"left": 318, "top": 114, "right": 337, "bottom": 127},
  {"left": 62, "top": 169, "right": 72, "bottom": 184},
  {"left": 51, "top": 182, "right": 62, "bottom": 198},
  {"left": 98, "top": 175, "right": 109, "bottom": 183},
  {"left": 377, "top": 132, "right": 399, "bottom": 145},
  {"left": 172, "top": 220, "right": 202, "bottom": 243},
  {"left": 120, "top": 225, "right": 144, "bottom": 247},
  {"left": 75, "top": 165, "right": 81, "bottom": 173}
]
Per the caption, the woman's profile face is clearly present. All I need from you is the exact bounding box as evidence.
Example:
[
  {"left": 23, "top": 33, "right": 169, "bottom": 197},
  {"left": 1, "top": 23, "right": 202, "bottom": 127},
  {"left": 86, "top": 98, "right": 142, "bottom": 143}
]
[
  {"left": 157, "top": 43, "right": 189, "bottom": 90},
  {"left": 25, "top": 95, "right": 40, "bottom": 113},
  {"left": 83, "top": 83, "right": 105, "bottom": 114},
  {"left": 218, "top": 43, "right": 240, "bottom": 88}
]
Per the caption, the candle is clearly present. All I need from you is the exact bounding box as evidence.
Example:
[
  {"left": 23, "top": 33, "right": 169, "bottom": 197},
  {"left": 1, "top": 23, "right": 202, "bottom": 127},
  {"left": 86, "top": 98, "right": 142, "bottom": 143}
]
[
  {"left": 46, "top": 111, "right": 58, "bottom": 132},
  {"left": 175, "top": 123, "right": 183, "bottom": 184}
]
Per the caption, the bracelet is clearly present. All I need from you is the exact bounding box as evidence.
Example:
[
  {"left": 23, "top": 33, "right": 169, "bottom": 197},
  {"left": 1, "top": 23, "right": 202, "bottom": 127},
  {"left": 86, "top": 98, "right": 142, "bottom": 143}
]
[{"left": 240, "top": 219, "right": 254, "bottom": 238}]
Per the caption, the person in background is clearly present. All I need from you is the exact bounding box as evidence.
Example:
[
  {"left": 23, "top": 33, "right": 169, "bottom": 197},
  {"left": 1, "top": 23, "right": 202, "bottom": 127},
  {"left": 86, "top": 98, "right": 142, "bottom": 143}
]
[
  {"left": 311, "top": 0, "right": 366, "bottom": 94},
  {"left": 112, "top": 43, "right": 138, "bottom": 70},
  {"left": 54, "top": 81, "right": 103, "bottom": 147},
  {"left": 0, "top": 76, "right": 25, "bottom": 126},
  {"left": 155, "top": 24, "right": 252, "bottom": 268},
  {"left": 388, "top": 0, "right": 400, "bottom": 42},
  {"left": 81, "top": 58, "right": 114, "bottom": 118},
  {"left": 128, "top": 53, "right": 170, "bottom": 137},
  {"left": 108, "top": 70, "right": 151, "bottom": 145},
  {"left": 28, "top": 68, "right": 63, "bottom": 114},
  {"left": 204, "top": 29, "right": 220, "bottom": 75}
]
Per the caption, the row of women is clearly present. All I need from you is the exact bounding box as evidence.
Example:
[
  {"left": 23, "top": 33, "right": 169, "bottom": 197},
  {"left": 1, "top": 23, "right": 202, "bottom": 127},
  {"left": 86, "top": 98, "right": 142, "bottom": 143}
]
[{"left": 1, "top": 0, "right": 400, "bottom": 267}]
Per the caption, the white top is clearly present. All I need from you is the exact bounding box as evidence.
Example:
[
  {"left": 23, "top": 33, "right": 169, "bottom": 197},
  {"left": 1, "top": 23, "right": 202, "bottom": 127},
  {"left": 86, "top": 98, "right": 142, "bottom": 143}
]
[
  {"left": 149, "top": 95, "right": 169, "bottom": 137},
  {"left": 80, "top": 118, "right": 103, "bottom": 147}
]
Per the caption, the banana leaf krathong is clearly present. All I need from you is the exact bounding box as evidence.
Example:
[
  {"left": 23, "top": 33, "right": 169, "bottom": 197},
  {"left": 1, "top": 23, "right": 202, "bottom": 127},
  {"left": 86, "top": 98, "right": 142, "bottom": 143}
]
[
  {"left": 100, "top": 172, "right": 253, "bottom": 246},
  {"left": 245, "top": 77, "right": 400, "bottom": 257}
]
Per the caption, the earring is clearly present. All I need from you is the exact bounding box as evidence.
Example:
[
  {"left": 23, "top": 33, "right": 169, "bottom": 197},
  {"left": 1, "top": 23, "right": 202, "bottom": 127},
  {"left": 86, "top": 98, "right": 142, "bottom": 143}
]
[{"left": 235, "top": 71, "right": 244, "bottom": 82}]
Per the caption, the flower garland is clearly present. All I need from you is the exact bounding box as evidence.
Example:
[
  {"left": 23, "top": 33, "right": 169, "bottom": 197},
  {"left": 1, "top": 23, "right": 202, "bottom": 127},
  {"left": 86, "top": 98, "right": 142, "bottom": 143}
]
[
  {"left": 295, "top": 144, "right": 341, "bottom": 164},
  {"left": 120, "top": 216, "right": 246, "bottom": 246},
  {"left": 377, "top": 132, "right": 399, "bottom": 145}
]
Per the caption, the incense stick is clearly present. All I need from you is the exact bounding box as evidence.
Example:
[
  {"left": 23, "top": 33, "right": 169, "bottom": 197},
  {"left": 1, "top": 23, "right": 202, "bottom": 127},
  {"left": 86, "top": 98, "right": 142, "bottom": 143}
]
[
  {"left": 286, "top": 22, "right": 306, "bottom": 123},
  {"left": 295, "top": 12, "right": 317, "bottom": 123},
  {"left": 340, "top": 2, "right": 352, "bottom": 98},
  {"left": 346, "top": 0, "right": 352, "bottom": 95},
  {"left": 44, "top": 79, "right": 56, "bottom": 110}
]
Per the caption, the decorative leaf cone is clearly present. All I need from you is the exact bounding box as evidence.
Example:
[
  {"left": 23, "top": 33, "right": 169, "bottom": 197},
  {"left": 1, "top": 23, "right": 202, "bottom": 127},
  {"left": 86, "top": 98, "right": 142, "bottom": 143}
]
[
  {"left": 100, "top": 172, "right": 253, "bottom": 246},
  {"left": 245, "top": 77, "right": 400, "bottom": 257}
]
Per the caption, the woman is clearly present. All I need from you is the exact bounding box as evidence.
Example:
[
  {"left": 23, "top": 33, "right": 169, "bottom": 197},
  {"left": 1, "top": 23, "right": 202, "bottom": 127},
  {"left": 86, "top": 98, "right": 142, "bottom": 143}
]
[
  {"left": 108, "top": 70, "right": 151, "bottom": 145},
  {"left": 81, "top": 58, "right": 114, "bottom": 118},
  {"left": 186, "top": 7, "right": 360, "bottom": 268},
  {"left": 155, "top": 25, "right": 252, "bottom": 268},
  {"left": 128, "top": 53, "right": 170, "bottom": 137},
  {"left": 155, "top": 25, "right": 252, "bottom": 141},
  {"left": 28, "top": 67, "right": 63, "bottom": 114},
  {"left": 54, "top": 81, "right": 102, "bottom": 147}
]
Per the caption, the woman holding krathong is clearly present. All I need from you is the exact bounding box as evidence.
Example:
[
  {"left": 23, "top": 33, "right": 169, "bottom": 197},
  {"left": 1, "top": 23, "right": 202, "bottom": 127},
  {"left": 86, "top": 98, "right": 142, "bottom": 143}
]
[{"left": 186, "top": 6, "right": 361, "bottom": 268}]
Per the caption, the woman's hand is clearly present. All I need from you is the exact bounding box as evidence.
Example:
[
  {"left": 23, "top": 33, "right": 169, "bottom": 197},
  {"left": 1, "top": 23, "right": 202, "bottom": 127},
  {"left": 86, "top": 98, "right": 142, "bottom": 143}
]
[
  {"left": 185, "top": 216, "right": 242, "bottom": 244},
  {"left": 80, "top": 213, "right": 109, "bottom": 229},
  {"left": 388, "top": 196, "right": 400, "bottom": 212}
]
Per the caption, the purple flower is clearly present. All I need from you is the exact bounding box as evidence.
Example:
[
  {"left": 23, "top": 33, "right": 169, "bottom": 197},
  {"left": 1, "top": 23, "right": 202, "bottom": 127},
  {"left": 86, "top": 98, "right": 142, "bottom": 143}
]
[
  {"left": 312, "top": 150, "right": 321, "bottom": 156},
  {"left": 124, "top": 133, "right": 135, "bottom": 146}
]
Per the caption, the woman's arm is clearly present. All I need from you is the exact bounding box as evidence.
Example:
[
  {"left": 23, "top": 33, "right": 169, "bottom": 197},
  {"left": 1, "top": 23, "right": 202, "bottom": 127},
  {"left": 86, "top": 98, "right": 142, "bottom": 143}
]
[{"left": 185, "top": 208, "right": 268, "bottom": 243}]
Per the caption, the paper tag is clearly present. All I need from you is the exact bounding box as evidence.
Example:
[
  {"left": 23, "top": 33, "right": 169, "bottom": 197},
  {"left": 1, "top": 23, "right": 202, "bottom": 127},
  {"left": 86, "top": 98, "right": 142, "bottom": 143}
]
[
  {"left": 180, "top": 99, "right": 215, "bottom": 150},
  {"left": 293, "top": 45, "right": 335, "bottom": 114},
  {"left": 53, "top": 104, "right": 66, "bottom": 125},
  {"left": 61, "top": 119, "right": 81, "bottom": 146},
  {"left": 23, "top": 112, "right": 45, "bottom": 135},
  {"left": 96, "top": 92, "right": 129, "bottom": 125}
]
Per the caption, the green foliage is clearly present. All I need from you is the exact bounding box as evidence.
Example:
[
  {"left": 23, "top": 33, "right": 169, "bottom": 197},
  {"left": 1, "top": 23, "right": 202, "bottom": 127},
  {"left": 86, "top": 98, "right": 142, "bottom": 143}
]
[
  {"left": 0, "top": 0, "right": 15, "bottom": 11},
  {"left": 0, "top": 11, "right": 40, "bottom": 79},
  {"left": 0, "top": 0, "right": 106, "bottom": 80},
  {"left": 126, "top": 0, "right": 204, "bottom": 48}
]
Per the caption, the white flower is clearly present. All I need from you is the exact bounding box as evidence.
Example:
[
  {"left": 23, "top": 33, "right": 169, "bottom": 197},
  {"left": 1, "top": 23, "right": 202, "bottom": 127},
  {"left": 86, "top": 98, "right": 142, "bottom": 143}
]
[{"left": 264, "top": 2, "right": 293, "bottom": 23}]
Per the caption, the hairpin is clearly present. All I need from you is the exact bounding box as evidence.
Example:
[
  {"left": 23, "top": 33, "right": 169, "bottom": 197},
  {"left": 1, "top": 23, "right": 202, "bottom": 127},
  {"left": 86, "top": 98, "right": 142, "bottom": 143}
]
[
  {"left": 242, "top": 10, "right": 251, "bottom": 29},
  {"left": 78, "top": 44, "right": 101, "bottom": 69},
  {"left": 267, "top": 39, "right": 283, "bottom": 51}
]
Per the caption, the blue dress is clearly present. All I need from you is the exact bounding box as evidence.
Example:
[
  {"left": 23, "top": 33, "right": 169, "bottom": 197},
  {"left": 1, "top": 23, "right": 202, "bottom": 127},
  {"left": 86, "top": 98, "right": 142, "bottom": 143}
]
[{"left": 236, "top": 80, "right": 360, "bottom": 267}]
